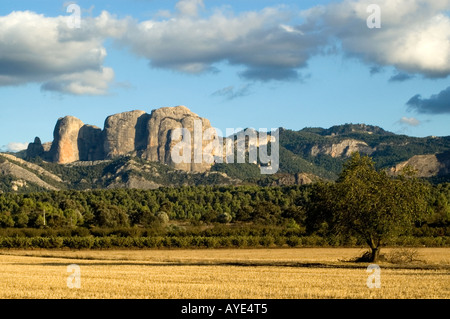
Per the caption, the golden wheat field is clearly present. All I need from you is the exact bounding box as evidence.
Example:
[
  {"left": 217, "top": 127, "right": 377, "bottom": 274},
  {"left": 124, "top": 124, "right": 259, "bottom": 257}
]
[{"left": 0, "top": 248, "right": 448, "bottom": 299}]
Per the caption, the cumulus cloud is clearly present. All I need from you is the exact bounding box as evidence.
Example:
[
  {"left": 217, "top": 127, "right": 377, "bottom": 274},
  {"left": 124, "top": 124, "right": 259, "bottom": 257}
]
[
  {"left": 407, "top": 86, "right": 450, "bottom": 114},
  {"left": 117, "top": 5, "right": 324, "bottom": 81},
  {"left": 0, "top": 10, "right": 122, "bottom": 95},
  {"left": 2, "top": 0, "right": 450, "bottom": 93},
  {"left": 41, "top": 67, "right": 115, "bottom": 95},
  {"left": 117, "top": 0, "right": 450, "bottom": 82},
  {"left": 212, "top": 84, "right": 253, "bottom": 100},
  {"left": 301, "top": 0, "right": 450, "bottom": 78}
]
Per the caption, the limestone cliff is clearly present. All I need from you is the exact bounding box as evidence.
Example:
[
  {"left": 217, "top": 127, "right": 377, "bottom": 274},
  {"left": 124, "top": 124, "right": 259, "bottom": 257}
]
[
  {"left": 310, "top": 139, "right": 373, "bottom": 158},
  {"left": 389, "top": 152, "right": 450, "bottom": 177},
  {"left": 28, "top": 106, "right": 214, "bottom": 172},
  {"left": 103, "top": 110, "right": 149, "bottom": 159},
  {"left": 49, "top": 116, "right": 84, "bottom": 164},
  {"left": 144, "top": 106, "right": 213, "bottom": 172},
  {"left": 78, "top": 125, "right": 104, "bottom": 161}
]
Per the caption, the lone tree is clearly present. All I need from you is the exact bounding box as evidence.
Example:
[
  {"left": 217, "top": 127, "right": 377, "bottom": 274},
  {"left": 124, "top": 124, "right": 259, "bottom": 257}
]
[{"left": 312, "top": 153, "right": 430, "bottom": 262}]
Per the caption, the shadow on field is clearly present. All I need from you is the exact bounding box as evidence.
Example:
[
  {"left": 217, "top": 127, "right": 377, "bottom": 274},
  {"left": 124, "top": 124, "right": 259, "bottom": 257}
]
[{"left": 12, "top": 260, "right": 448, "bottom": 270}]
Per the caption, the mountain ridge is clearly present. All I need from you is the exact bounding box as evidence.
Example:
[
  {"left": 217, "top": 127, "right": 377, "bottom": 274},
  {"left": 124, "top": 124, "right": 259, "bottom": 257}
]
[{"left": 1, "top": 105, "right": 449, "bottom": 193}]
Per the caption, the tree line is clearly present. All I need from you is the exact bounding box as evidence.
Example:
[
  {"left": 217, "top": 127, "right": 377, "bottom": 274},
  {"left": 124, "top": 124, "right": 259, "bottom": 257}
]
[{"left": 0, "top": 154, "right": 449, "bottom": 260}]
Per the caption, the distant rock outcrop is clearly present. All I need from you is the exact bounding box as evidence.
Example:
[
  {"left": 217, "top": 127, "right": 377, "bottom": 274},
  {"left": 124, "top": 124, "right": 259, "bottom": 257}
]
[
  {"left": 49, "top": 116, "right": 84, "bottom": 164},
  {"left": 103, "top": 110, "right": 149, "bottom": 159},
  {"left": 78, "top": 125, "right": 104, "bottom": 161},
  {"left": 268, "top": 172, "right": 317, "bottom": 186},
  {"left": 27, "top": 106, "right": 214, "bottom": 172},
  {"left": 311, "top": 139, "right": 373, "bottom": 158},
  {"left": 144, "top": 106, "right": 213, "bottom": 172},
  {"left": 26, "top": 137, "right": 44, "bottom": 159},
  {"left": 389, "top": 152, "right": 450, "bottom": 177}
]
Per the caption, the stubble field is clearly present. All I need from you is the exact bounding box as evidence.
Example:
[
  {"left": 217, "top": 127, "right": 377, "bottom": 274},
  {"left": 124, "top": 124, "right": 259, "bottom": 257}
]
[{"left": 0, "top": 248, "right": 448, "bottom": 299}]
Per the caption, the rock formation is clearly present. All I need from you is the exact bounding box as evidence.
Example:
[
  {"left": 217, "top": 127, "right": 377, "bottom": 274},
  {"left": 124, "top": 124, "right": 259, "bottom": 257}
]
[
  {"left": 310, "top": 139, "right": 373, "bottom": 158},
  {"left": 103, "top": 110, "right": 149, "bottom": 159},
  {"left": 28, "top": 106, "right": 214, "bottom": 172},
  {"left": 26, "top": 137, "right": 44, "bottom": 158},
  {"left": 49, "top": 116, "right": 84, "bottom": 164},
  {"left": 144, "top": 106, "right": 213, "bottom": 172},
  {"left": 268, "top": 172, "right": 316, "bottom": 186},
  {"left": 78, "top": 125, "right": 104, "bottom": 161},
  {"left": 389, "top": 152, "right": 450, "bottom": 177}
]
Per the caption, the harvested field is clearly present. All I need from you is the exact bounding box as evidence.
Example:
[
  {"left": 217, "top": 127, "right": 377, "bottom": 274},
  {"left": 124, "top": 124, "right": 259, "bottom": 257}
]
[{"left": 0, "top": 248, "right": 448, "bottom": 299}]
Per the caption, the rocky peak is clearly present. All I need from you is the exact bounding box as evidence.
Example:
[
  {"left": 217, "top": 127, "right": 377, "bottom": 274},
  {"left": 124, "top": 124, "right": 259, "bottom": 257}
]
[
  {"left": 26, "top": 137, "right": 44, "bottom": 159},
  {"left": 27, "top": 106, "right": 214, "bottom": 172},
  {"left": 49, "top": 116, "right": 84, "bottom": 164},
  {"left": 103, "top": 110, "right": 149, "bottom": 159},
  {"left": 144, "top": 105, "right": 213, "bottom": 172}
]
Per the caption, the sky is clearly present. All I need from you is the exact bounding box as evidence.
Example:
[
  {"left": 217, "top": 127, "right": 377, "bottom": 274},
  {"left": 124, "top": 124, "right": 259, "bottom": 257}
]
[{"left": 1, "top": 0, "right": 450, "bottom": 152}]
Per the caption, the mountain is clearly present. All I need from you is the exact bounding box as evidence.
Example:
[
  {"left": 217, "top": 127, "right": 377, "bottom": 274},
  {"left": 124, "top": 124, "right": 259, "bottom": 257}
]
[
  {"left": 25, "top": 105, "right": 213, "bottom": 173},
  {"left": 1, "top": 106, "right": 450, "bottom": 193},
  {"left": 0, "top": 154, "right": 242, "bottom": 193},
  {"left": 278, "top": 126, "right": 450, "bottom": 179}
]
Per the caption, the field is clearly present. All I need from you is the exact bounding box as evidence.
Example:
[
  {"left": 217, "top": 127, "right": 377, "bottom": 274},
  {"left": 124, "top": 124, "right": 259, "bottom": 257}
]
[{"left": 0, "top": 248, "right": 449, "bottom": 299}]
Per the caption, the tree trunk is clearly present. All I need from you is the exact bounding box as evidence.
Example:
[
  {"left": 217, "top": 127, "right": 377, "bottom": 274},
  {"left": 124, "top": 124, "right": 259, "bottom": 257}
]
[{"left": 370, "top": 247, "right": 380, "bottom": 263}]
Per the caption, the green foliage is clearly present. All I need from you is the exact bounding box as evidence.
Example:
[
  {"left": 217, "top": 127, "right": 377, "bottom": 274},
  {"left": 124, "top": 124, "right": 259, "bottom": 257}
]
[
  {"left": 0, "top": 158, "right": 448, "bottom": 250},
  {"left": 211, "top": 163, "right": 262, "bottom": 180},
  {"left": 278, "top": 126, "right": 450, "bottom": 180},
  {"left": 309, "top": 153, "right": 432, "bottom": 261}
]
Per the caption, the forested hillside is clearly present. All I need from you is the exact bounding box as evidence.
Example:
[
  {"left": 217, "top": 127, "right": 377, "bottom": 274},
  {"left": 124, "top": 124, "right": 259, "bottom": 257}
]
[{"left": 0, "top": 181, "right": 448, "bottom": 249}]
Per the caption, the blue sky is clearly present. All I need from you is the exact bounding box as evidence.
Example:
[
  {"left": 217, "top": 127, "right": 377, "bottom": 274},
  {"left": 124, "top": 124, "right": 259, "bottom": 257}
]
[{"left": 1, "top": 0, "right": 450, "bottom": 152}]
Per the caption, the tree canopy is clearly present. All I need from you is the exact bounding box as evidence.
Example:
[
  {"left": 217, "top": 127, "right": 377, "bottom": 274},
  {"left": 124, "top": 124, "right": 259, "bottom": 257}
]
[{"left": 310, "top": 153, "right": 431, "bottom": 261}]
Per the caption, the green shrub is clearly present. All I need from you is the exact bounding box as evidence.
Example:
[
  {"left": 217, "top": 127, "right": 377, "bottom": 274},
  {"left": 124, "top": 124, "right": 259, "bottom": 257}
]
[
  {"left": 63, "top": 237, "right": 94, "bottom": 249},
  {"left": 259, "top": 235, "right": 275, "bottom": 247},
  {"left": 302, "top": 235, "right": 322, "bottom": 247},
  {"left": 71, "top": 227, "right": 91, "bottom": 237},
  {"left": 286, "top": 236, "right": 301, "bottom": 247},
  {"left": 231, "top": 236, "right": 247, "bottom": 248},
  {"left": 31, "top": 237, "right": 51, "bottom": 248},
  {"left": 203, "top": 237, "right": 219, "bottom": 248},
  {"left": 274, "top": 236, "right": 286, "bottom": 247},
  {"left": 343, "top": 236, "right": 358, "bottom": 247},
  {"left": 0, "top": 237, "right": 32, "bottom": 248},
  {"left": 110, "top": 236, "right": 134, "bottom": 248},
  {"left": 246, "top": 236, "right": 260, "bottom": 247},
  {"left": 218, "top": 236, "right": 232, "bottom": 247},
  {"left": 48, "top": 236, "right": 64, "bottom": 248},
  {"left": 92, "top": 237, "right": 112, "bottom": 249}
]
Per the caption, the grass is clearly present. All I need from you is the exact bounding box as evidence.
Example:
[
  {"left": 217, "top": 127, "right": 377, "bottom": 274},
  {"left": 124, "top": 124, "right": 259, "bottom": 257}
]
[{"left": 0, "top": 248, "right": 448, "bottom": 299}]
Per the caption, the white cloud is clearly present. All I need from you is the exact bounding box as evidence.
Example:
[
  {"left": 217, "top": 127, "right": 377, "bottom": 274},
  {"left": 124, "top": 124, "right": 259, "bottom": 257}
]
[
  {"left": 176, "top": 0, "right": 205, "bottom": 18},
  {"left": 0, "top": 10, "right": 120, "bottom": 95},
  {"left": 398, "top": 117, "right": 421, "bottom": 127},
  {"left": 301, "top": 0, "right": 450, "bottom": 78},
  {"left": 2, "top": 0, "right": 450, "bottom": 92},
  {"left": 2, "top": 142, "right": 29, "bottom": 152},
  {"left": 41, "top": 67, "right": 114, "bottom": 95},
  {"left": 117, "top": 4, "right": 323, "bottom": 81},
  {"left": 116, "top": 0, "right": 450, "bottom": 81}
]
